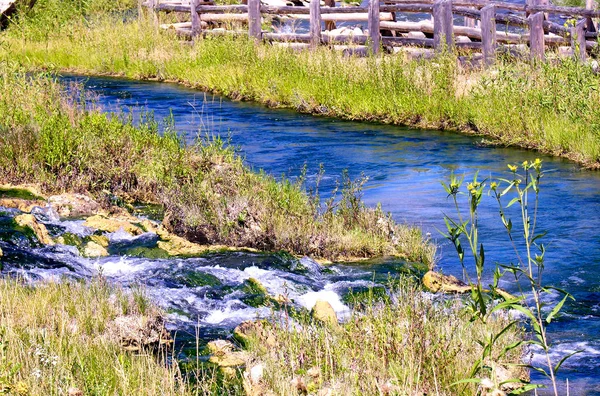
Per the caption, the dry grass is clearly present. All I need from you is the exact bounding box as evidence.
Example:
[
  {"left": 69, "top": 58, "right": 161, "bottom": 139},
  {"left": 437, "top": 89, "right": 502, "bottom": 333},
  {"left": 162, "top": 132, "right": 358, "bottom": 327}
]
[
  {"left": 0, "top": 278, "right": 189, "bottom": 395},
  {"left": 244, "top": 279, "right": 526, "bottom": 395}
]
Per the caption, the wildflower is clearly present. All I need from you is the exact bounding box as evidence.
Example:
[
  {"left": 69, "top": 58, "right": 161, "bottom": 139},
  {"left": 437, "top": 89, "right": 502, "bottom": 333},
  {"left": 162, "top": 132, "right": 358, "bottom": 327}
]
[
  {"left": 490, "top": 181, "right": 498, "bottom": 190},
  {"left": 30, "top": 369, "right": 42, "bottom": 379},
  {"left": 507, "top": 164, "right": 517, "bottom": 172},
  {"left": 14, "top": 381, "right": 29, "bottom": 396}
]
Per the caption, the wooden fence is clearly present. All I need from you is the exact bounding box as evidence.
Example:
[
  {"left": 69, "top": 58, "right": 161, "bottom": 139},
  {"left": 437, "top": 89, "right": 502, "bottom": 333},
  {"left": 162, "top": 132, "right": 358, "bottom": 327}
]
[{"left": 144, "top": 0, "right": 600, "bottom": 63}]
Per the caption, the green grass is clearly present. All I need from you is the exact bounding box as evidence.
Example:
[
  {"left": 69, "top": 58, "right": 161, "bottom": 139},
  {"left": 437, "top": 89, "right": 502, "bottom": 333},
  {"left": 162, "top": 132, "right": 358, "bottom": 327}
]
[
  {"left": 0, "top": 64, "right": 435, "bottom": 263},
  {"left": 2, "top": 5, "right": 600, "bottom": 168},
  {"left": 243, "top": 279, "right": 526, "bottom": 395},
  {"left": 0, "top": 278, "right": 189, "bottom": 395}
]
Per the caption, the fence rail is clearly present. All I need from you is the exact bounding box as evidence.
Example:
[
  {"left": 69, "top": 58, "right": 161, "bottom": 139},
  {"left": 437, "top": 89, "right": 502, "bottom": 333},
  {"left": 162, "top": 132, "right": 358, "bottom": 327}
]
[{"left": 143, "top": 0, "right": 600, "bottom": 63}]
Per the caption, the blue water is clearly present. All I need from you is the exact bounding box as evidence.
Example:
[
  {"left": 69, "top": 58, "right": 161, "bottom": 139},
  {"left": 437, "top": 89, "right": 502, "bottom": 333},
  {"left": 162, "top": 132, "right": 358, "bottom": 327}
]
[{"left": 53, "top": 74, "right": 600, "bottom": 393}]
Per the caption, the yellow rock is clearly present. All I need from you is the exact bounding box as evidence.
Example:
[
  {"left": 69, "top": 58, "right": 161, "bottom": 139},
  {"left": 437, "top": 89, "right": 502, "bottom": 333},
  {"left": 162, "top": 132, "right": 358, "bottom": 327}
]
[
  {"left": 422, "top": 270, "right": 471, "bottom": 293},
  {"left": 83, "top": 241, "right": 109, "bottom": 258},
  {"left": 0, "top": 198, "right": 46, "bottom": 213},
  {"left": 207, "top": 339, "right": 248, "bottom": 367},
  {"left": 83, "top": 215, "right": 143, "bottom": 236},
  {"left": 157, "top": 235, "right": 208, "bottom": 256},
  {"left": 48, "top": 193, "right": 100, "bottom": 218},
  {"left": 89, "top": 234, "right": 109, "bottom": 247},
  {"left": 422, "top": 271, "right": 516, "bottom": 299},
  {"left": 14, "top": 214, "right": 54, "bottom": 245},
  {"left": 311, "top": 300, "right": 338, "bottom": 327}
]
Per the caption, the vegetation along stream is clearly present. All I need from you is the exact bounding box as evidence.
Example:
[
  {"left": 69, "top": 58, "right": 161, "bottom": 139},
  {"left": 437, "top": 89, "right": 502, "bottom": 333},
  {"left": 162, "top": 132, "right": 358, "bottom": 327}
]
[{"left": 2, "top": 74, "right": 599, "bottom": 394}]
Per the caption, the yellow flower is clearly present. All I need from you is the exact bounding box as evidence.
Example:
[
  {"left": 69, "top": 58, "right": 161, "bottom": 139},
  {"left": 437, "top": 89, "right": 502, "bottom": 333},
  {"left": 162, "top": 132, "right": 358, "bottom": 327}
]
[
  {"left": 508, "top": 164, "right": 518, "bottom": 172},
  {"left": 490, "top": 181, "right": 498, "bottom": 190},
  {"left": 14, "top": 381, "right": 29, "bottom": 396}
]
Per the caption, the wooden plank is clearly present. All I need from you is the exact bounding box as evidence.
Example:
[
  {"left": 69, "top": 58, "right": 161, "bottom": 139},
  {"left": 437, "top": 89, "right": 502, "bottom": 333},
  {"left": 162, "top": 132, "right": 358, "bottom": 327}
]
[
  {"left": 368, "top": 0, "right": 381, "bottom": 54},
  {"left": 571, "top": 18, "right": 587, "bottom": 60},
  {"left": 480, "top": 4, "right": 496, "bottom": 66},
  {"left": 191, "top": 0, "right": 201, "bottom": 38},
  {"left": 248, "top": 0, "right": 261, "bottom": 39},
  {"left": 433, "top": 0, "right": 454, "bottom": 52},
  {"left": 309, "top": 0, "right": 322, "bottom": 48},
  {"left": 528, "top": 11, "right": 544, "bottom": 60}
]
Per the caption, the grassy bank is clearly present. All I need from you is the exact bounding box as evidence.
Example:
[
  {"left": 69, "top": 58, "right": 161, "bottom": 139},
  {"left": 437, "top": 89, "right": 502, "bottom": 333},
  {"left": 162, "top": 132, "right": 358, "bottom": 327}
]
[
  {"left": 0, "top": 64, "right": 435, "bottom": 263},
  {"left": 0, "top": 278, "right": 188, "bottom": 395},
  {"left": 2, "top": 2, "right": 600, "bottom": 168},
  {"left": 243, "top": 280, "right": 525, "bottom": 395}
]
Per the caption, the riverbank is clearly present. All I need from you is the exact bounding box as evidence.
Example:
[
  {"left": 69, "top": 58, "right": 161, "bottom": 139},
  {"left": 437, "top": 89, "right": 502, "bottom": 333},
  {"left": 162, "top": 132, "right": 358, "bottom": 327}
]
[
  {"left": 3, "top": 6, "right": 600, "bottom": 168},
  {"left": 0, "top": 64, "right": 435, "bottom": 263}
]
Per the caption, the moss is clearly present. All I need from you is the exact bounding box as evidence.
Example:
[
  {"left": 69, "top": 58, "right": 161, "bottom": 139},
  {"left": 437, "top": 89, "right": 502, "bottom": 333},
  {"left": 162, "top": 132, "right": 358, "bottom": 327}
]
[
  {"left": 241, "top": 278, "right": 269, "bottom": 308},
  {"left": 342, "top": 286, "right": 391, "bottom": 308},
  {"left": 61, "top": 232, "right": 83, "bottom": 247},
  {"left": 177, "top": 271, "right": 222, "bottom": 288},
  {"left": 0, "top": 187, "right": 44, "bottom": 201},
  {"left": 118, "top": 246, "right": 170, "bottom": 259}
]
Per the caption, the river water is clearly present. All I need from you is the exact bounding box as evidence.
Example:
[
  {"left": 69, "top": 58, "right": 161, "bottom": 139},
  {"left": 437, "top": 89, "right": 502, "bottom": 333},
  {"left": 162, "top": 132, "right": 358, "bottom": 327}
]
[{"left": 1, "top": 74, "right": 599, "bottom": 394}]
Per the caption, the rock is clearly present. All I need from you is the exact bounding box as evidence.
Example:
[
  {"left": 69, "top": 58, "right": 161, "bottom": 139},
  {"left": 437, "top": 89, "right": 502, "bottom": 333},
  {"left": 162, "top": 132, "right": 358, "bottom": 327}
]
[
  {"left": 0, "top": 198, "right": 46, "bottom": 213},
  {"left": 207, "top": 339, "right": 236, "bottom": 355},
  {"left": 82, "top": 241, "right": 109, "bottom": 258},
  {"left": 0, "top": 246, "right": 3, "bottom": 258},
  {"left": 249, "top": 363, "right": 264, "bottom": 384},
  {"left": 83, "top": 214, "right": 143, "bottom": 236},
  {"left": 0, "top": 183, "right": 45, "bottom": 200},
  {"left": 156, "top": 234, "right": 208, "bottom": 256},
  {"left": 311, "top": 300, "right": 338, "bottom": 326},
  {"left": 67, "top": 388, "right": 83, "bottom": 396},
  {"left": 14, "top": 214, "right": 54, "bottom": 245},
  {"left": 422, "top": 270, "right": 470, "bottom": 293},
  {"left": 233, "top": 320, "right": 275, "bottom": 348},
  {"left": 89, "top": 234, "right": 109, "bottom": 247},
  {"left": 422, "top": 271, "right": 516, "bottom": 299},
  {"left": 55, "top": 232, "right": 83, "bottom": 247},
  {"left": 108, "top": 314, "right": 172, "bottom": 352},
  {"left": 455, "top": 35, "right": 472, "bottom": 43},
  {"left": 207, "top": 339, "right": 248, "bottom": 367},
  {"left": 242, "top": 277, "right": 270, "bottom": 307},
  {"left": 48, "top": 193, "right": 100, "bottom": 218}
]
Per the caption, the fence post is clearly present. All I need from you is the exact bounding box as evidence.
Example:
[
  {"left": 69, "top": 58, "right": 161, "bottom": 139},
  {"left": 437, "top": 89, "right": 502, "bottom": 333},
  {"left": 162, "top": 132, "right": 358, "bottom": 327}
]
[
  {"left": 528, "top": 12, "right": 545, "bottom": 61},
  {"left": 433, "top": 0, "right": 454, "bottom": 53},
  {"left": 191, "top": 0, "right": 201, "bottom": 38},
  {"left": 309, "top": 0, "right": 322, "bottom": 49},
  {"left": 480, "top": 4, "right": 496, "bottom": 66},
  {"left": 248, "top": 0, "right": 262, "bottom": 40},
  {"left": 571, "top": 19, "right": 587, "bottom": 61},
  {"left": 368, "top": 0, "right": 380, "bottom": 54},
  {"left": 150, "top": 0, "right": 159, "bottom": 28},
  {"left": 586, "top": 0, "right": 597, "bottom": 32}
]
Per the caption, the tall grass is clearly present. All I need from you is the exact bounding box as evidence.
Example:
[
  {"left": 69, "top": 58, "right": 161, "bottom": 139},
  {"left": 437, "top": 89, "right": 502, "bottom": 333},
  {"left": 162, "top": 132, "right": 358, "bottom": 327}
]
[
  {"left": 0, "top": 278, "right": 189, "bottom": 395},
  {"left": 2, "top": 11, "right": 600, "bottom": 167},
  {"left": 244, "top": 279, "right": 525, "bottom": 395},
  {"left": 0, "top": 64, "right": 435, "bottom": 263}
]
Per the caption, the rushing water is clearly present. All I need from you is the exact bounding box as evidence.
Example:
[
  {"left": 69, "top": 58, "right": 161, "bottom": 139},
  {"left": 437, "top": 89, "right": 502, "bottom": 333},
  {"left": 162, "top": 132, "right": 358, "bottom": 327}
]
[{"left": 2, "top": 74, "right": 599, "bottom": 394}]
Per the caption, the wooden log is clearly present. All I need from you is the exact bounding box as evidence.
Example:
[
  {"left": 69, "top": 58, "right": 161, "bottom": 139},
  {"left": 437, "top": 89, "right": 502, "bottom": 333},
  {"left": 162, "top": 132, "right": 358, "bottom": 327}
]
[
  {"left": 191, "top": 0, "right": 201, "bottom": 38},
  {"left": 384, "top": 0, "right": 525, "bottom": 12},
  {"left": 368, "top": 0, "right": 381, "bottom": 54},
  {"left": 380, "top": 4, "right": 433, "bottom": 12},
  {"left": 309, "top": 0, "right": 322, "bottom": 48},
  {"left": 197, "top": 4, "right": 248, "bottom": 12},
  {"left": 248, "top": 0, "right": 261, "bottom": 39},
  {"left": 571, "top": 18, "right": 587, "bottom": 61},
  {"left": 324, "top": 0, "right": 336, "bottom": 31},
  {"left": 263, "top": 32, "right": 312, "bottom": 42},
  {"left": 480, "top": 4, "right": 496, "bottom": 66},
  {"left": 433, "top": 0, "right": 454, "bottom": 52},
  {"left": 527, "top": 4, "right": 600, "bottom": 18},
  {"left": 529, "top": 12, "right": 544, "bottom": 60},
  {"left": 287, "top": 12, "right": 393, "bottom": 21},
  {"left": 323, "top": 34, "right": 369, "bottom": 44},
  {"left": 382, "top": 36, "right": 434, "bottom": 46}
]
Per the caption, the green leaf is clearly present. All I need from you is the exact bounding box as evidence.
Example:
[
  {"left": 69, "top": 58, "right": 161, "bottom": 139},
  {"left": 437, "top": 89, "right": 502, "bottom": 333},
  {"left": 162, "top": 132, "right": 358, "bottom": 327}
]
[
  {"left": 546, "top": 294, "right": 569, "bottom": 324},
  {"left": 508, "top": 383, "right": 545, "bottom": 395},
  {"left": 531, "top": 231, "right": 547, "bottom": 243},
  {"left": 450, "top": 378, "right": 483, "bottom": 387},
  {"left": 554, "top": 350, "right": 583, "bottom": 373},
  {"left": 507, "top": 197, "right": 521, "bottom": 207}
]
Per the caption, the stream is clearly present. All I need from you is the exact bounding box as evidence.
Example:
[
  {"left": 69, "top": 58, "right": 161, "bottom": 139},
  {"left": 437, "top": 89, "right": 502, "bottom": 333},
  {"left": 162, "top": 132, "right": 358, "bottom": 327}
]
[{"left": 1, "top": 74, "right": 599, "bottom": 394}]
